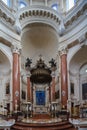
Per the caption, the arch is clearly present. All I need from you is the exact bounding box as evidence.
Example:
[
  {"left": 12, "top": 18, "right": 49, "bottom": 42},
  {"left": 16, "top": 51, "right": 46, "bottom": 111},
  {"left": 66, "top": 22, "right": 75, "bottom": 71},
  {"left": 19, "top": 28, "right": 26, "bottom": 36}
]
[
  {"left": 68, "top": 44, "right": 81, "bottom": 67},
  {"left": 21, "top": 20, "right": 59, "bottom": 34},
  {"left": 79, "top": 62, "right": 87, "bottom": 75},
  {"left": 0, "top": 43, "right": 12, "bottom": 68},
  {"left": 80, "top": 62, "right": 87, "bottom": 70}
]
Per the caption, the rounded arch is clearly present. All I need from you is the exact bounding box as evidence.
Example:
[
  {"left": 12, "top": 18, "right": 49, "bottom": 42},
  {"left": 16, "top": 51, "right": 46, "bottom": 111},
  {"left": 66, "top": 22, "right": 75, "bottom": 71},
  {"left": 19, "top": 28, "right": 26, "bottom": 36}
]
[
  {"left": 21, "top": 20, "right": 58, "bottom": 34},
  {"left": 68, "top": 44, "right": 87, "bottom": 74},
  {"left": 79, "top": 62, "right": 87, "bottom": 74},
  {"left": 80, "top": 62, "right": 87, "bottom": 70},
  {"left": 68, "top": 44, "right": 81, "bottom": 67},
  {"left": 0, "top": 43, "right": 12, "bottom": 68}
]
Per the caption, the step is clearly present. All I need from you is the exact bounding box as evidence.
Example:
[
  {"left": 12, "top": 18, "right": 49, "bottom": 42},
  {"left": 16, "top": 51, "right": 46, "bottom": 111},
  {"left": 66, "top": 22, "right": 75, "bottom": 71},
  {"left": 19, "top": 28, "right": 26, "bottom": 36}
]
[{"left": 33, "top": 113, "right": 51, "bottom": 119}]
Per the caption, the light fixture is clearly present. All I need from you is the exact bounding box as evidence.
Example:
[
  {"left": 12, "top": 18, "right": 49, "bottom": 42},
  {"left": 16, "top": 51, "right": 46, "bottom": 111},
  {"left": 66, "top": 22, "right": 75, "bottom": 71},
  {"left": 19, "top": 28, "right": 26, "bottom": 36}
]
[{"left": 85, "top": 69, "right": 87, "bottom": 73}]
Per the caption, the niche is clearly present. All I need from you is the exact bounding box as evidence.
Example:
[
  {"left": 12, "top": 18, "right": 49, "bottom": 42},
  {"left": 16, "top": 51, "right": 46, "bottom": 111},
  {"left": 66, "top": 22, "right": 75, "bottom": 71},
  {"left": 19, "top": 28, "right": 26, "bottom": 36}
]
[
  {"left": 70, "top": 83, "right": 74, "bottom": 95},
  {"left": 6, "top": 83, "right": 10, "bottom": 95}
]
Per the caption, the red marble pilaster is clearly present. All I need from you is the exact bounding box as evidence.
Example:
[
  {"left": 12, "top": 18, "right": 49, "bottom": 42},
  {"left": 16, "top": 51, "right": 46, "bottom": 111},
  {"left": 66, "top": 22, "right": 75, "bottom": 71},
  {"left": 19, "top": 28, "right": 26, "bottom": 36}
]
[
  {"left": 13, "top": 49, "right": 20, "bottom": 111},
  {"left": 61, "top": 53, "right": 68, "bottom": 108}
]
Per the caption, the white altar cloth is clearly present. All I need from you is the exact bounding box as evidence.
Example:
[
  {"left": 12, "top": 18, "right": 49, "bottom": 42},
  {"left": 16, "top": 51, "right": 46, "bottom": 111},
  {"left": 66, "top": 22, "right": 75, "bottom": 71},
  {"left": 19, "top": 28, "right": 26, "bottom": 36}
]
[
  {"left": 69, "top": 118, "right": 87, "bottom": 130},
  {"left": 0, "top": 119, "right": 15, "bottom": 130}
]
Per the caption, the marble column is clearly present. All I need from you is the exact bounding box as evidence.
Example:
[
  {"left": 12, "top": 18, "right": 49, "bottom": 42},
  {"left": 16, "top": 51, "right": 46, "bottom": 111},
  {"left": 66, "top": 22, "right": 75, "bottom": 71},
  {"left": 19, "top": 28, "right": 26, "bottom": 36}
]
[
  {"left": 12, "top": 47, "right": 21, "bottom": 111},
  {"left": 51, "top": 75, "right": 55, "bottom": 102},
  {"left": 49, "top": 86, "right": 51, "bottom": 103},
  {"left": 31, "top": 83, "right": 33, "bottom": 104},
  {"left": 27, "top": 75, "right": 31, "bottom": 102},
  {"left": 60, "top": 48, "right": 68, "bottom": 108}
]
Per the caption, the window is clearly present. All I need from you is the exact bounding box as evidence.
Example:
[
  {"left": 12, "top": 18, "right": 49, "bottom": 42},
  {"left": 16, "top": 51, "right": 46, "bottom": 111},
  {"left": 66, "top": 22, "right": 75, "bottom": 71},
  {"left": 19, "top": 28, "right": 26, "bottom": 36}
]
[
  {"left": 19, "top": 1, "right": 26, "bottom": 9},
  {"left": 2, "top": 0, "right": 10, "bottom": 6},
  {"left": 6, "top": 83, "right": 10, "bottom": 95},
  {"left": 85, "top": 69, "right": 87, "bottom": 73},
  {"left": 52, "top": 4, "right": 58, "bottom": 11},
  {"left": 66, "top": 0, "right": 76, "bottom": 11}
]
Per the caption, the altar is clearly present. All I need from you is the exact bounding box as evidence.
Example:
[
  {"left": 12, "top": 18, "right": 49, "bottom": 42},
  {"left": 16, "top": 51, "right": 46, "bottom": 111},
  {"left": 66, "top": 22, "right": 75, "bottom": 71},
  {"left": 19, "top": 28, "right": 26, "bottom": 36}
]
[{"left": 33, "top": 106, "right": 49, "bottom": 113}]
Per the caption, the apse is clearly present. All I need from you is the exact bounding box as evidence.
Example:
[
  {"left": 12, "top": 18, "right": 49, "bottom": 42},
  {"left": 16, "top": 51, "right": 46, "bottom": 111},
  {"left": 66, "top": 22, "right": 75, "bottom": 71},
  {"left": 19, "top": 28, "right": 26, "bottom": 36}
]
[{"left": 21, "top": 23, "right": 59, "bottom": 65}]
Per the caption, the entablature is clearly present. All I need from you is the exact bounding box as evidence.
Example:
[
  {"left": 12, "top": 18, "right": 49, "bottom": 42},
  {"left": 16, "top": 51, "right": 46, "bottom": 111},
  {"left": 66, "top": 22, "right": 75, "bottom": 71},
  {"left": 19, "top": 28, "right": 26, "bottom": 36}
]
[
  {"left": 64, "top": 0, "right": 87, "bottom": 29},
  {"left": 0, "top": 1, "right": 15, "bottom": 28}
]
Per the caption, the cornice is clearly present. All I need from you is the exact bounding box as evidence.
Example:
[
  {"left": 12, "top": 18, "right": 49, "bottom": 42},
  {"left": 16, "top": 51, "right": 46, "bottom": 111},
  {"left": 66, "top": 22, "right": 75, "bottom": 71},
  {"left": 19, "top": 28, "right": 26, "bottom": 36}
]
[
  {"left": 0, "top": 9, "right": 15, "bottom": 26},
  {"left": 58, "top": 18, "right": 87, "bottom": 50},
  {"left": 67, "top": 32, "right": 87, "bottom": 49},
  {"left": 0, "top": 1, "right": 15, "bottom": 26},
  {"left": 64, "top": 1, "right": 87, "bottom": 29}
]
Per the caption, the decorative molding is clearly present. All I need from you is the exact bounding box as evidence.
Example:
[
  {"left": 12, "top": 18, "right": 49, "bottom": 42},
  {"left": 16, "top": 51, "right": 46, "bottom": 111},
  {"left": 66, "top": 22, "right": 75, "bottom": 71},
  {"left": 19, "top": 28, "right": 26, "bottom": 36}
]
[
  {"left": 67, "top": 40, "right": 79, "bottom": 49},
  {"left": 19, "top": 7, "right": 60, "bottom": 24},
  {"left": 0, "top": 9, "right": 15, "bottom": 26},
  {"left": 64, "top": 2, "right": 87, "bottom": 28},
  {"left": 78, "top": 32, "right": 87, "bottom": 48},
  {"left": 18, "top": 5, "right": 65, "bottom": 35}
]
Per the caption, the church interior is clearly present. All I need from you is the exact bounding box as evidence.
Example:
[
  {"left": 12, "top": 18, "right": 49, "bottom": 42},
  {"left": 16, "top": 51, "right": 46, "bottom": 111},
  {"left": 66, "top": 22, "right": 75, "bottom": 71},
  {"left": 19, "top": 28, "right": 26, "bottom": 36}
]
[{"left": 0, "top": 0, "right": 87, "bottom": 130}]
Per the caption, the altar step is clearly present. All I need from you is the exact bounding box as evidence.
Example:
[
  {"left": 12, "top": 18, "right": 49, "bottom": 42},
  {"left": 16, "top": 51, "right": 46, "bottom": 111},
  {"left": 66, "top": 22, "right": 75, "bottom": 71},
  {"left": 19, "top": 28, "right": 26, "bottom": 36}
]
[
  {"left": 33, "top": 113, "right": 51, "bottom": 119},
  {"left": 12, "top": 121, "right": 76, "bottom": 130}
]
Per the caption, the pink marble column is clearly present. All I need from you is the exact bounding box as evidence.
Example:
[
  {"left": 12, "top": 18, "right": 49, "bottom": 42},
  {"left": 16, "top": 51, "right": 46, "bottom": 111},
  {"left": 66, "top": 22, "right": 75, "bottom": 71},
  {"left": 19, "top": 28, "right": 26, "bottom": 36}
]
[
  {"left": 13, "top": 48, "right": 20, "bottom": 111},
  {"left": 60, "top": 49, "right": 68, "bottom": 108}
]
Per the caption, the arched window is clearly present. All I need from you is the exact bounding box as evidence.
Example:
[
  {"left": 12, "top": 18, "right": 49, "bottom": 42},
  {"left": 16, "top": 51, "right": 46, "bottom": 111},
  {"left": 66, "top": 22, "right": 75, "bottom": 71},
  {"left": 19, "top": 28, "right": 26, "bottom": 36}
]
[
  {"left": 1, "top": 0, "right": 10, "bottom": 6},
  {"left": 66, "top": 0, "right": 76, "bottom": 11},
  {"left": 19, "top": 1, "right": 27, "bottom": 9},
  {"left": 51, "top": 3, "right": 58, "bottom": 11}
]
